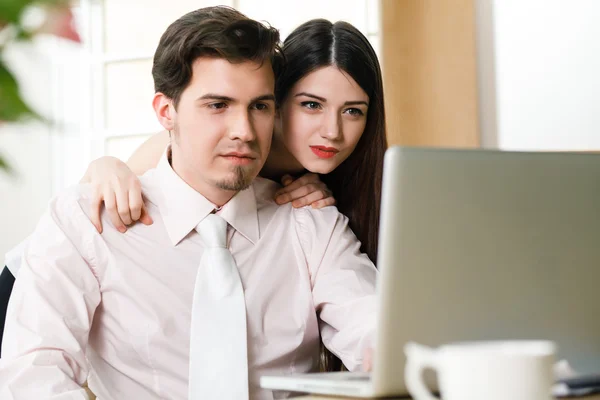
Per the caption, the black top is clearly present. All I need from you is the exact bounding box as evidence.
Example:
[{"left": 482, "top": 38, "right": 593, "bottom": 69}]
[{"left": 0, "top": 266, "right": 15, "bottom": 358}]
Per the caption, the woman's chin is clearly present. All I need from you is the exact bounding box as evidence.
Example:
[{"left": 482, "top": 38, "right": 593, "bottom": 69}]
[{"left": 304, "top": 161, "right": 337, "bottom": 175}]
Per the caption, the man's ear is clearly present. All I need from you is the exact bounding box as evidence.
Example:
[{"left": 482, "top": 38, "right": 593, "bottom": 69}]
[{"left": 153, "top": 93, "right": 175, "bottom": 131}]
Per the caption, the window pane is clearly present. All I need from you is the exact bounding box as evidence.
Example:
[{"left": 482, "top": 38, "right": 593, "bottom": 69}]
[
  {"left": 237, "top": 0, "right": 369, "bottom": 39},
  {"left": 367, "top": 0, "right": 380, "bottom": 35},
  {"left": 105, "top": 135, "right": 153, "bottom": 161},
  {"left": 104, "top": 0, "right": 234, "bottom": 55},
  {"left": 105, "top": 59, "right": 162, "bottom": 132},
  {"left": 368, "top": 34, "right": 381, "bottom": 60}
]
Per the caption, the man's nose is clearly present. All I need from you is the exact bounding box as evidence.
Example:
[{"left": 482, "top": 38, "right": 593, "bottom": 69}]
[{"left": 229, "top": 111, "right": 256, "bottom": 142}]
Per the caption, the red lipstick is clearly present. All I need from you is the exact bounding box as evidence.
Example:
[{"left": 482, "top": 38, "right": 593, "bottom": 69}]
[{"left": 310, "top": 146, "right": 339, "bottom": 159}]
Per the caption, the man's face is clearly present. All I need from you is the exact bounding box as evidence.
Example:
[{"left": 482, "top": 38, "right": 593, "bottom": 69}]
[{"left": 158, "top": 57, "right": 275, "bottom": 202}]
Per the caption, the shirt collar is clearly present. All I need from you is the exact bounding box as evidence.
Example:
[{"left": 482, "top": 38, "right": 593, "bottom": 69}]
[{"left": 152, "top": 146, "right": 259, "bottom": 246}]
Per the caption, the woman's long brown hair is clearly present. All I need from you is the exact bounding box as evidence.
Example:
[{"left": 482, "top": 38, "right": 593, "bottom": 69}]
[{"left": 277, "top": 19, "right": 388, "bottom": 372}]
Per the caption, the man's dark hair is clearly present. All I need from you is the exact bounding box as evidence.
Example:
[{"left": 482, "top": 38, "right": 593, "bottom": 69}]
[{"left": 152, "top": 6, "right": 283, "bottom": 108}]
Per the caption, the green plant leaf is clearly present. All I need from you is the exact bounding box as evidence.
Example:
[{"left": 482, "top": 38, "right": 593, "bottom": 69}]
[
  {"left": 15, "top": 26, "right": 33, "bottom": 41},
  {"left": 0, "top": 154, "right": 12, "bottom": 173},
  {"left": 0, "top": 0, "right": 70, "bottom": 25},
  {"left": 0, "top": 0, "right": 37, "bottom": 24},
  {"left": 0, "top": 58, "right": 39, "bottom": 121}
]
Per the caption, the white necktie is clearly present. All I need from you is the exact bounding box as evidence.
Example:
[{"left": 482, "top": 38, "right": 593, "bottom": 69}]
[{"left": 189, "top": 213, "right": 249, "bottom": 400}]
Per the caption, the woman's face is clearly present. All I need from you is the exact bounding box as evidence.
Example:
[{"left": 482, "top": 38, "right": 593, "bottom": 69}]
[{"left": 278, "top": 66, "right": 369, "bottom": 174}]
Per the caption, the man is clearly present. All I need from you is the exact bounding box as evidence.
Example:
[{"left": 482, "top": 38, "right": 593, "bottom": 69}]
[{"left": 0, "top": 6, "right": 377, "bottom": 399}]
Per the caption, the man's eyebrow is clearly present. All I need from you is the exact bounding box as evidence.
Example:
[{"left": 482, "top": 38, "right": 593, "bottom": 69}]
[
  {"left": 294, "top": 92, "right": 326, "bottom": 102},
  {"left": 196, "top": 94, "right": 275, "bottom": 103},
  {"left": 252, "top": 94, "right": 276, "bottom": 102},
  {"left": 196, "top": 94, "right": 235, "bottom": 102}
]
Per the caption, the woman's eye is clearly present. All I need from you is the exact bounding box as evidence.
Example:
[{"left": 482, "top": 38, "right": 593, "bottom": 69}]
[
  {"left": 301, "top": 101, "right": 322, "bottom": 110},
  {"left": 344, "top": 108, "right": 364, "bottom": 116},
  {"left": 209, "top": 102, "right": 227, "bottom": 110}
]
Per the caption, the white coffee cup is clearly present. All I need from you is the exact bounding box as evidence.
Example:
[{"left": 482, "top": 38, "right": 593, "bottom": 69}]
[{"left": 404, "top": 340, "right": 556, "bottom": 400}]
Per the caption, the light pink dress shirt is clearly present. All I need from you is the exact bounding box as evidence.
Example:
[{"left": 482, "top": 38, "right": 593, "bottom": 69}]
[{"left": 0, "top": 150, "right": 377, "bottom": 399}]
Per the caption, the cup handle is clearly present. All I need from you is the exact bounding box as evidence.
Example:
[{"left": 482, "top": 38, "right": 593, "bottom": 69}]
[{"left": 404, "top": 342, "right": 440, "bottom": 400}]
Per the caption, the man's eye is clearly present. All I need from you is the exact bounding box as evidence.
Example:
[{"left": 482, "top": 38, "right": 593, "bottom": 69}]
[
  {"left": 252, "top": 103, "right": 269, "bottom": 111},
  {"left": 301, "top": 101, "right": 322, "bottom": 110},
  {"left": 209, "top": 102, "right": 227, "bottom": 110}
]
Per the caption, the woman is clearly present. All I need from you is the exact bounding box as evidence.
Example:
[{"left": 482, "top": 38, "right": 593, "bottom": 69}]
[{"left": 1, "top": 19, "right": 387, "bottom": 370}]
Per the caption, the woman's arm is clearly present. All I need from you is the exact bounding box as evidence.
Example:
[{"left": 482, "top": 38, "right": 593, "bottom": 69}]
[
  {"left": 126, "top": 130, "right": 170, "bottom": 175},
  {"left": 80, "top": 131, "right": 168, "bottom": 232},
  {"left": 80, "top": 131, "right": 168, "bottom": 184},
  {"left": 81, "top": 131, "right": 336, "bottom": 234}
]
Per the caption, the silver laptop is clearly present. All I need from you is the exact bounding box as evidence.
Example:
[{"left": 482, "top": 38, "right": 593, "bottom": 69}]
[{"left": 260, "top": 146, "right": 600, "bottom": 397}]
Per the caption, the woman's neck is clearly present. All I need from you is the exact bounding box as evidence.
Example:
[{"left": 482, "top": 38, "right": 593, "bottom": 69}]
[{"left": 260, "top": 131, "right": 305, "bottom": 181}]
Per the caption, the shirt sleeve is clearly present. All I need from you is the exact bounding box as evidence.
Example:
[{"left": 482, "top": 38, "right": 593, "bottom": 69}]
[
  {"left": 0, "top": 189, "right": 101, "bottom": 399},
  {"left": 294, "top": 207, "right": 378, "bottom": 372}
]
